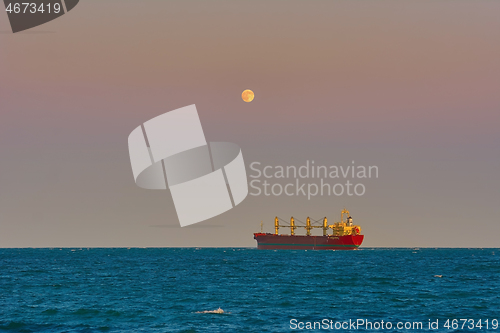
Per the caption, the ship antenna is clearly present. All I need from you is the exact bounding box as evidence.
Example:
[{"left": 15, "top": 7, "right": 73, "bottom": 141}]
[{"left": 260, "top": 221, "right": 263, "bottom": 233}]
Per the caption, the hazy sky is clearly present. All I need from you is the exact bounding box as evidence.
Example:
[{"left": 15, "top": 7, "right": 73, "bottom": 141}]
[{"left": 1, "top": 0, "right": 499, "bottom": 247}]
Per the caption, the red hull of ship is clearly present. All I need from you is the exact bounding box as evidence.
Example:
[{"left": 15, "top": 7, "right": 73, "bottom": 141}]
[{"left": 253, "top": 233, "right": 364, "bottom": 250}]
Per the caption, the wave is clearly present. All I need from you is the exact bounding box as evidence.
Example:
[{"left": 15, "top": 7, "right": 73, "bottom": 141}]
[{"left": 195, "top": 307, "right": 228, "bottom": 314}]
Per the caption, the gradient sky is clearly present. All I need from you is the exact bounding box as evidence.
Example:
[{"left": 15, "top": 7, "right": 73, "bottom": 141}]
[{"left": 0, "top": 0, "right": 499, "bottom": 247}]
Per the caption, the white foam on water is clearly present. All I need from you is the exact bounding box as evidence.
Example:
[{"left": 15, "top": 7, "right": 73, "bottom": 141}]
[{"left": 195, "top": 307, "right": 228, "bottom": 314}]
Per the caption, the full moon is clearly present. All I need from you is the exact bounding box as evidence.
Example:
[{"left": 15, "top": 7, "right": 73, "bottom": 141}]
[{"left": 242, "top": 89, "right": 254, "bottom": 102}]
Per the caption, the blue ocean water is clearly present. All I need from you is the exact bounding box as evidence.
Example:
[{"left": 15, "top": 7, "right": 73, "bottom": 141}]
[{"left": 0, "top": 248, "right": 499, "bottom": 332}]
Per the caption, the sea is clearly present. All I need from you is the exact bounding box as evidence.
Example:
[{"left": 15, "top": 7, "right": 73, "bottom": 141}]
[{"left": 0, "top": 248, "right": 499, "bottom": 332}]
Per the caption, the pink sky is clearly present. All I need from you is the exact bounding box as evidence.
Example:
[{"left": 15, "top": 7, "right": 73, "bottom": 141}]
[{"left": 0, "top": 0, "right": 499, "bottom": 247}]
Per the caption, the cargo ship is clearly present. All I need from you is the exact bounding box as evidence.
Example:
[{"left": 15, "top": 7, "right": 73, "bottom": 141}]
[{"left": 254, "top": 209, "right": 363, "bottom": 250}]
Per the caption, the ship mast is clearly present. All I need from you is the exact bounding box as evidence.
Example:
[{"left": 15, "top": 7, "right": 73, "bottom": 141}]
[
  {"left": 290, "top": 217, "right": 296, "bottom": 235},
  {"left": 269, "top": 211, "right": 361, "bottom": 237}
]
